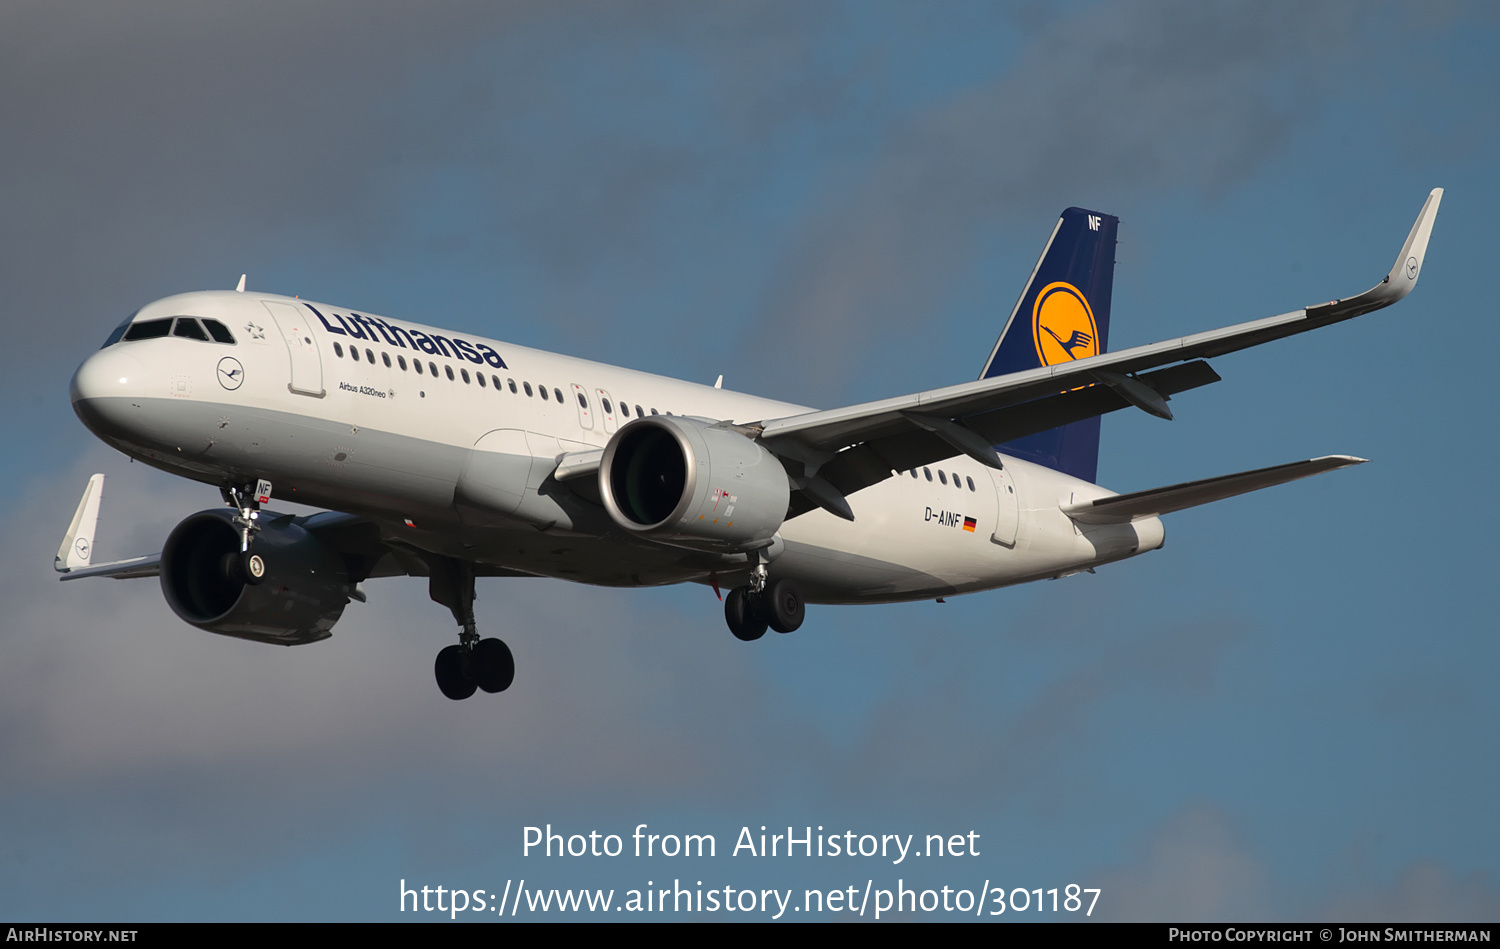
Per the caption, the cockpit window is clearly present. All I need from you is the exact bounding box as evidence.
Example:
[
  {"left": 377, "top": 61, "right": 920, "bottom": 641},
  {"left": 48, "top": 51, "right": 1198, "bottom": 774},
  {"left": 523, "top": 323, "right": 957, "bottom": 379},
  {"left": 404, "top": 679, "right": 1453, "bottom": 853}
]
[
  {"left": 122, "top": 318, "right": 174, "bottom": 341},
  {"left": 202, "top": 319, "right": 236, "bottom": 344},
  {"left": 172, "top": 318, "right": 209, "bottom": 341},
  {"left": 114, "top": 315, "right": 236, "bottom": 345},
  {"left": 102, "top": 312, "right": 138, "bottom": 348}
]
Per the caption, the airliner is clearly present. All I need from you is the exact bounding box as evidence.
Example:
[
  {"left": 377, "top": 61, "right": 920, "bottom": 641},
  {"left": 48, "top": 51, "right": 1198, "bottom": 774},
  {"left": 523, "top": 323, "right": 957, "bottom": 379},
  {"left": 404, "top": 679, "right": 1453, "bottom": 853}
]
[{"left": 57, "top": 190, "right": 1443, "bottom": 700}]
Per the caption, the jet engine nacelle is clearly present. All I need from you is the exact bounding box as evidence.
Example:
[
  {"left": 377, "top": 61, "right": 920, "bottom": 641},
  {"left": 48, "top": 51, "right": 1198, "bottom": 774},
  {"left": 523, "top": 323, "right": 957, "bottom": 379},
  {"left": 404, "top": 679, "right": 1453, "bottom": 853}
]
[
  {"left": 160, "top": 508, "right": 350, "bottom": 646},
  {"left": 599, "top": 416, "right": 790, "bottom": 552}
]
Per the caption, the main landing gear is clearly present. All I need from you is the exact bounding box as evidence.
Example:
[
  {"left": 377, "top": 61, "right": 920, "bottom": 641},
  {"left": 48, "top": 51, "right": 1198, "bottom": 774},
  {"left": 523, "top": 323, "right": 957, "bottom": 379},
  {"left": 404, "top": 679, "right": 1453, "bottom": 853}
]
[
  {"left": 724, "top": 567, "right": 805, "bottom": 642},
  {"left": 428, "top": 557, "right": 514, "bottom": 701},
  {"left": 220, "top": 479, "right": 271, "bottom": 585}
]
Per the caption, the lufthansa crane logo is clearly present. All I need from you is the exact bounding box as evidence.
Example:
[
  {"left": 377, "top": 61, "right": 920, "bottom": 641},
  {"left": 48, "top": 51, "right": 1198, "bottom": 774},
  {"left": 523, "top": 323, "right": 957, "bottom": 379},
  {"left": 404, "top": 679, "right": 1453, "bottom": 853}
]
[
  {"left": 217, "top": 356, "right": 245, "bottom": 391},
  {"left": 1031, "top": 281, "right": 1099, "bottom": 366}
]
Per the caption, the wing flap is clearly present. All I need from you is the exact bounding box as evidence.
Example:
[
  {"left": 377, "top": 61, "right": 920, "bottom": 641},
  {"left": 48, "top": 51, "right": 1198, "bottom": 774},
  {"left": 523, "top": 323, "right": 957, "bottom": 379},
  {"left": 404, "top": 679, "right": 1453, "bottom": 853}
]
[
  {"left": 1061, "top": 455, "right": 1367, "bottom": 525},
  {"left": 785, "top": 361, "right": 1220, "bottom": 519}
]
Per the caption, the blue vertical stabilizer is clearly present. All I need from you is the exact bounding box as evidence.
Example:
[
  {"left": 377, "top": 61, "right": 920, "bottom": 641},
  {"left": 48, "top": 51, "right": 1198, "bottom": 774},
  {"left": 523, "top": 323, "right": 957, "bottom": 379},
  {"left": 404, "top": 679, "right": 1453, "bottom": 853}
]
[{"left": 979, "top": 207, "right": 1119, "bottom": 483}]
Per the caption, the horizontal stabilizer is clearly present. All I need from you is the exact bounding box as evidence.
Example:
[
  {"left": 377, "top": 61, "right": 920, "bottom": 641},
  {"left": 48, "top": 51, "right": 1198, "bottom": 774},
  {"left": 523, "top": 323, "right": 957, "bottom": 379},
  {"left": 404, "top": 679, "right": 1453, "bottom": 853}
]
[{"left": 1061, "top": 455, "right": 1367, "bottom": 524}]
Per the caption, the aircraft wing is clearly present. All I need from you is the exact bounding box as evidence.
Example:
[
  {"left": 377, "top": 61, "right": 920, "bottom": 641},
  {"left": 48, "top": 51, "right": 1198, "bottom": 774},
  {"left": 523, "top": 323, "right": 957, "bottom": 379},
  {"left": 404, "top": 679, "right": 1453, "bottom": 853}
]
[
  {"left": 57, "top": 554, "right": 162, "bottom": 581},
  {"left": 52, "top": 473, "right": 162, "bottom": 580},
  {"left": 53, "top": 476, "right": 388, "bottom": 584},
  {"left": 755, "top": 189, "right": 1441, "bottom": 518}
]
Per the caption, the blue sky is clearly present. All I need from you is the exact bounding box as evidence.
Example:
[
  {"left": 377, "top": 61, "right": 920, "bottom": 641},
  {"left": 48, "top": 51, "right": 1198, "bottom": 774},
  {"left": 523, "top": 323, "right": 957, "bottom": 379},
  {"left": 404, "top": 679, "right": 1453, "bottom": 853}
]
[{"left": 0, "top": 1, "right": 1496, "bottom": 922}]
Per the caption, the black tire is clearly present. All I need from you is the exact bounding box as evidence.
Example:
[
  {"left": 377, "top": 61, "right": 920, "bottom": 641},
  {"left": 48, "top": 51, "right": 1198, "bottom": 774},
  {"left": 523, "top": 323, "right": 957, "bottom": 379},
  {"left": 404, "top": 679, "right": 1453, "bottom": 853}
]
[
  {"left": 434, "top": 644, "right": 476, "bottom": 700},
  {"left": 473, "top": 638, "right": 515, "bottom": 694},
  {"left": 241, "top": 551, "right": 267, "bottom": 586},
  {"left": 724, "top": 586, "right": 768, "bottom": 642},
  {"left": 765, "top": 578, "right": 805, "bottom": 633}
]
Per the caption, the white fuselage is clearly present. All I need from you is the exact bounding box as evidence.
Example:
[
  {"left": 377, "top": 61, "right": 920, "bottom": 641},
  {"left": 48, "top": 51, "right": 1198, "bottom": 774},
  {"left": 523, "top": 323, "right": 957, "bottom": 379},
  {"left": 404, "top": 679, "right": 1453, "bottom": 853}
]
[{"left": 70, "top": 291, "right": 1163, "bottom": 603}]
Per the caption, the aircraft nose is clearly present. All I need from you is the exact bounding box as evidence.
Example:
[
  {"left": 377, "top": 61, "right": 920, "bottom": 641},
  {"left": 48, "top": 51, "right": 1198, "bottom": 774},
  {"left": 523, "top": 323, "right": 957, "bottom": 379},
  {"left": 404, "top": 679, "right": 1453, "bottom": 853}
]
[
  {"left": 71, "top": 348, "right": 148, "bottom": 439},
  {"left": 71, "top": 347, "right": 145, "bottom": 406}
]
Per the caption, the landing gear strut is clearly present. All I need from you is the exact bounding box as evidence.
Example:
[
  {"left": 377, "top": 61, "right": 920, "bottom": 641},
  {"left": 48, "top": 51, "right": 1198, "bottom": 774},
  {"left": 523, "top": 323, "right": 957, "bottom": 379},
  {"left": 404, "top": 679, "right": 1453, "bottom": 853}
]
[
  {"left": 220, "top": 478, "right": 271, "bottom": 585},
  {"left": 428, "top": 557, "right": 514, "bottom": 700}
]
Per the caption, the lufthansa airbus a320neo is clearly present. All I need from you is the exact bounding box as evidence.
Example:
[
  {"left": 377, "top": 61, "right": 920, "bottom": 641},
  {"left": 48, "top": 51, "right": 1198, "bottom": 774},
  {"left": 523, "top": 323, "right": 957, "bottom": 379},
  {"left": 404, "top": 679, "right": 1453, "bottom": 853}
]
[{"left": 58, "top": 190, "right": 1443, "bottom": 699}]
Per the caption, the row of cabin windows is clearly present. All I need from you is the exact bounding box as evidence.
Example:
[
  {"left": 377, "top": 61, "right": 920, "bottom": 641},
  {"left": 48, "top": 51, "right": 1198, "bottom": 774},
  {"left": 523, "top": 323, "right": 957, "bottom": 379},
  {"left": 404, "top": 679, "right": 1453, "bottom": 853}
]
[
  {"left": 330, "top": 340, "right": 669, "bottom": 418},
  {"left": 104, "top": 317, "right": 671, "bottom": 422},
  {"left": 109, "top": 316, "right": 236, "bottom": 347},
  {"left": 906, "top": 467, "right": 977, "bottom": 492},
  {"left": 109, "top": 323, "right": 977, "bottom": 480}
]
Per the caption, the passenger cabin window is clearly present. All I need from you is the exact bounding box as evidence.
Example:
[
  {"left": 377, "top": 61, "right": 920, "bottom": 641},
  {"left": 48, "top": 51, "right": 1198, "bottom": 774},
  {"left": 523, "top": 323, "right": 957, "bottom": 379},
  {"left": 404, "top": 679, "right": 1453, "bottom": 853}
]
[
  {"left": 553, "top": 388, "right": 564, "bottom": 403},
  {"left": 398, "top": 356, "right": 408, "bottom": 370},
  {"left": 461, "top": 368, "right": 470, "bottom": 384},
  {"left": 414, "top": 360, "right": 423, "bottom": 375},
  {"left": 539, "top": 386, "right": 548, "bottom": 401},
  {"left": 524, "top": 382, "right": 533, "bottom": 397},
  {"left": 122, "top": 318, "right": 173, "bottom": 341},
  {"left": 382, "top": 352, "right": 392, "bottom": 368},
  {"left": 333, "top": 342, "right": 344, "bottom": 357}
]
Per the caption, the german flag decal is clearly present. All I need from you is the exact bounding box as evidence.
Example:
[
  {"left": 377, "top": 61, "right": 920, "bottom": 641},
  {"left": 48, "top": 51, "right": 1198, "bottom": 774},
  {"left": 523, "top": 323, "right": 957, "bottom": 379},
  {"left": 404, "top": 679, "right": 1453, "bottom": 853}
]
[{"left": 963, "top": 516, "right": 977, "bottom": 533}]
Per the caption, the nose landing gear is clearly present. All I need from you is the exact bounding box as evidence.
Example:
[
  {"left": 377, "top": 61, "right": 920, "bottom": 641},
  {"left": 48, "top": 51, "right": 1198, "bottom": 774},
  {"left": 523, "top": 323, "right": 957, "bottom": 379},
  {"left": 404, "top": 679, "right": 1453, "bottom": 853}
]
[{"left": 221, "top": 479, "right": 272, "bottom": 585}]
